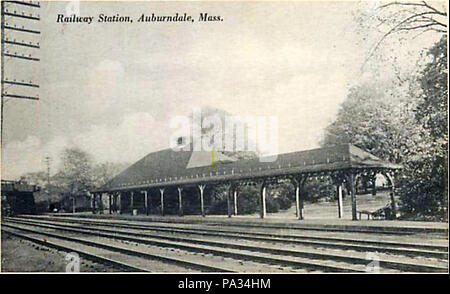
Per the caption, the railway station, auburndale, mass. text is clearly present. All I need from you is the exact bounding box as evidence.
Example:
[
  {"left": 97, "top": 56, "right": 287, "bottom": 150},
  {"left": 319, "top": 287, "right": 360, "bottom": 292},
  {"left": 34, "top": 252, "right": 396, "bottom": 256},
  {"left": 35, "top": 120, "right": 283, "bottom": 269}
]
[{"left": 56, "top": 13, "right": 223, "bottom": 24}]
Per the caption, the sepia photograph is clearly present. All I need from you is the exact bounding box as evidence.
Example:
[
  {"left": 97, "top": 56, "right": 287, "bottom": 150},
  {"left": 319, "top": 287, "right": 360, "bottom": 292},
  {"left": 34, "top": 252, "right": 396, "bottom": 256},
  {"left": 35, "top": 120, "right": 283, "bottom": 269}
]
[{"left": 0, "top": 0, "right": 448, "bottom": 282}]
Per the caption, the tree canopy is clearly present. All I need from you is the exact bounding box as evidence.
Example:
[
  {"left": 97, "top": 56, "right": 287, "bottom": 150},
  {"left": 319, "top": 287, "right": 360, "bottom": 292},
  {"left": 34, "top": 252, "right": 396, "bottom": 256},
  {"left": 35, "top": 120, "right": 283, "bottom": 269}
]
[{"left": 322, "top": 5, "right": 448, "bottom": 220}]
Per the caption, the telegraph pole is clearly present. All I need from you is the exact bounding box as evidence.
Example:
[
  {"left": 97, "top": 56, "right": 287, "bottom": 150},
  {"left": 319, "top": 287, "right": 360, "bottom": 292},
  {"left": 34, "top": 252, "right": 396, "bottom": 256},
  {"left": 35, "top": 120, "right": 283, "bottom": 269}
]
[
  {"left": 1, "top": 1, "right": 41, "bottom": 151},
  {"left": 44, "top": 155, "right": 50, "bottom": 187},
  {"left": 44, "top": 155, "right": 50, "bottom": 209}
]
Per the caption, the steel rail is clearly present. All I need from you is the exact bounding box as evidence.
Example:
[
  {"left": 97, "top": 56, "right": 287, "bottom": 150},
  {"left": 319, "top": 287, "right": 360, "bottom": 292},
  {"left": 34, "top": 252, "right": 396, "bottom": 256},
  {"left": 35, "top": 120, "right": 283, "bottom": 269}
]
[
  {"left": 1, "top": 228, "right": 148, "bottom": 272},
  {"left": 5, "top": 219, "right": 448, "bottom": 273},
  {"left": 3, "top": 220, "right": 363, "bottom": 272},
  {"left": 2, "top": 223, "right": 237, "bottom": 272},
  {"left": 16, "top": 216, "right": 448, "bottom": 253},
  {"left": 8, "top": 217, "right": 448, "bottom": 259}
]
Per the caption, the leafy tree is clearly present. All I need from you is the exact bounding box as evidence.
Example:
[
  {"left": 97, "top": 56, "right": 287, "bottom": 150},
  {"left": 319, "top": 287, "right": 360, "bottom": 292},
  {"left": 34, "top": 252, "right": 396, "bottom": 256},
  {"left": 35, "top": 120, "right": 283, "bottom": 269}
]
[
  {"left": 186, "top": 107, "right": 262, "bottom": 215},
  {"left": 398, "top": 35, "right": 448, "bottom": 220},
  {"left": 91, "top": 162, "right": 129, "bottom": 189},
  {"left": 188, "top": 106, "right": 260, "bottom": 160},
  {"left": 320, "top": 1, "right": 448, "bottom": 220},
  {"left": 321, "top": 80, "right": 421, "bottom": 165},
  {"left": 303, "top": 177, "right": 336, "bottom": 203},
  {"left": 270, "top": 183, "right": 294, "bottom": 210},
  {"left": 416, "top": 35, "right": 448, "bottom": 139},
  {"left": 19, "top": 171, "right": 48, "bottom": 187},
  {"left": 234, "top": 185, "right": 259, "bottom": 214},
  {"left": 322, "top": 34, "right": 447, "bottom": 220},
  {"left": 54, "top": 148, "right": 95, "bottom": 196}
]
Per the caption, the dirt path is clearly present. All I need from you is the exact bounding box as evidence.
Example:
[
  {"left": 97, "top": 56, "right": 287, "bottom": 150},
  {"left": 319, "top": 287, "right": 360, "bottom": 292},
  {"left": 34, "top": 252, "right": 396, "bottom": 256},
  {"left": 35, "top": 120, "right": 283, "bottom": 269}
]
[{"left": 1, "top": 232, "right": 117, "bottom": 272}]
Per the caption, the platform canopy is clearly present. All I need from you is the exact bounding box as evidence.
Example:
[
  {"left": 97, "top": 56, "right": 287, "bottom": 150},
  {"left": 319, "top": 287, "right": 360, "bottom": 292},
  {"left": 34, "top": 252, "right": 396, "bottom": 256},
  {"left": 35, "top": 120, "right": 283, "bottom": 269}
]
[{"left": 96, "top": 144, "right": 401, "bottom": 193}]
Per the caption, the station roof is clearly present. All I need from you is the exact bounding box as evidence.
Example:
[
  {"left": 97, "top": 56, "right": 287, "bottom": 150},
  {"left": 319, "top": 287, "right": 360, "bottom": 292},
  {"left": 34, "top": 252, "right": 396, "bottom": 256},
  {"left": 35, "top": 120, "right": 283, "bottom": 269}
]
[{"left": 96, "top": 144, "right": 402, "bottom": 192}]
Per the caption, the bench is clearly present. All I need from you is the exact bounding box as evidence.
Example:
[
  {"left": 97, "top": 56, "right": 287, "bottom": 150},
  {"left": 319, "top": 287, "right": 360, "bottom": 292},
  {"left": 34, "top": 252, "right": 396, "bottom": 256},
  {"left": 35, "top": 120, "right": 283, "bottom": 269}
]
[{"left": 357, "top": 210, "right": 374, "bottom": 220}]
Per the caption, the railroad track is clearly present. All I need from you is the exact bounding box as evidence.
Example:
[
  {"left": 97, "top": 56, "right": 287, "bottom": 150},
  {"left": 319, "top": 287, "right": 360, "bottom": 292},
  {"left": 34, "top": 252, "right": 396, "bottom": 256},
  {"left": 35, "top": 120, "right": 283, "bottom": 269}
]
[
  {"left": 9, "top": 215, "right": 448, "bottom": 259},
  {"left": 3, "top": 217, "right": 448, "bottom": 273},
  {"left": 2, "top": 220, "right": 363, "bottom": 272},
  {"left": 2, "top": 228, "right": 148, "bottom": 272},
  {"left": 2, "top": 224, "right": 240, "bottom": 272},
  {"left": 51, "top": 213, "right": 446, "bottom": 235}
]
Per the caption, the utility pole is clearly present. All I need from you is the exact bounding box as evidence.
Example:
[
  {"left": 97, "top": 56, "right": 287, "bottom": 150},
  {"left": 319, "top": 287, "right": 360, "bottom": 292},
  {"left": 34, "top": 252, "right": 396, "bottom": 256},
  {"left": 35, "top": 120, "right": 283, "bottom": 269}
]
[
  {"left": 1, "top": 1, "right": 41, "bottom": 153},
  {"left": 44, "top": 155, "right": 50, "bottom": 186},
  {"left": 44, "top": 155, "right": 51, "bottom": 210}
]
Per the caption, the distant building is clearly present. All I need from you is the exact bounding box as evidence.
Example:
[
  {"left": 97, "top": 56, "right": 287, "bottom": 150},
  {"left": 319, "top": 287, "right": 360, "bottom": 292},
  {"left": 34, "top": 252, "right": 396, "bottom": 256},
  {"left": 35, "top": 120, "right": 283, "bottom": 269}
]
[{"left": 59, "top": 192, "right": 92, "bottom": 213}]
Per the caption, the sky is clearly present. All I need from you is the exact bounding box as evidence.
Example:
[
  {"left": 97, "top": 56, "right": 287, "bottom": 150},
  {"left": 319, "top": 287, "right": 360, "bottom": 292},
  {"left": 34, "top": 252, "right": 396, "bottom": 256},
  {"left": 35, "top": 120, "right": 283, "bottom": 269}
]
[{"left": 1, "top": 0, "right": 445, "bottom": 179}]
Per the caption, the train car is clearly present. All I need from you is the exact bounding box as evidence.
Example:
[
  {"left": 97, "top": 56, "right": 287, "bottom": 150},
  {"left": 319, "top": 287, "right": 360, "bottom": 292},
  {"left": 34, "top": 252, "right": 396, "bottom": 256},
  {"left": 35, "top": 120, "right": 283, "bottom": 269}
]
[{"left": 1, "top": 180, "right": 39, "bottom": 216}]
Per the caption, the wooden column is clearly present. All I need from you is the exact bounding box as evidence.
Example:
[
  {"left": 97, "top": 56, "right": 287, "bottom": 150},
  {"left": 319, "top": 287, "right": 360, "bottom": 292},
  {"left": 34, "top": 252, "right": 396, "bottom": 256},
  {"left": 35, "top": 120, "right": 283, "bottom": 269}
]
[
  {"left": 160, "top": 189, "right": 165, "bottom": 216},
  {"left": 348, "top": 173, "right": 358, "bottom": 221},
  {"left": 99, "top": 193, "right": 103, "bottom": 214},
  {"left": 389, "top": 181, "right": 397, "bottom": 220},
  {"left": 178, "top": 187, "right": 183, "bottom": 216},
  {"left": 227, "top": 185, "right": 233, "bottom": 218},
  {"left": 384, "top": 172, "right": 397, "bottom": 220},
  {"left": 198, "top": 185, "right": 205, "bottom": 217},
  {"left": 337, "top": 184, "right": 343, "bottom": 219},
  {"left": 72, "top": 197, "right": 76, "bottom": 214},
  {"left": 92, "top": 193, "right": 96, "bottom": 214},
  {"left": 118, "top": 192, "right": 122, "bottom": 214},
  {"left": 371, "top": 175, "right": 377, "bottom": 196},
  {"left": 260, "top": 182, "right": 267, "bottom": 219},
  {"left": 295, "top": 183, "right": 301, "bottom": 219},
  {"left": 293, "top": 176, "right": 306, "bottom": 220},
  {"left": 143, "top": 190, "right": 149, "bottom": 216},
  {"left": 130, "top": 191, "right": 134, "bottom": 212},
  {"left": 110, "top": 194, "right": 114, "bottom": 213},
  {"left": 109, "top": 193, "right": 112, "bottom": 214},
  {"left": 233, "top": 188, "right": 238, "bottom": 215}
]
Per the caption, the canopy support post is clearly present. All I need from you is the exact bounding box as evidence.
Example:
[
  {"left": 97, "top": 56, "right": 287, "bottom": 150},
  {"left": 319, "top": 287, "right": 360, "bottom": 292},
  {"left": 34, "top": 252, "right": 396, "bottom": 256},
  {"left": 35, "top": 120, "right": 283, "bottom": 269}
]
[
  {"left": 178, "top": 187, "right": 183, "bottom": 216},
  {"left": 159, "top": 189, "right": 165, "bottom": 216},
  {"left": 198, "top": 185, "right": 206, "bottom": 217},
  {"left": 260, "top": 181, "right": 267, "bottom": 219},
  {"left": 143, "top": 190, "right": 149, "bottom": 216},
  {"left": 292, "top": 176, "right": 307, "bottom": 220},
  {"left": 109, "top": 193, "right": 112, "bottom": 214},
  {"left": 383, "top": 172, "right": 397, "bottom": 220},
  {"left": 234, "top": 188, "right": 238, "bottom": 215}
]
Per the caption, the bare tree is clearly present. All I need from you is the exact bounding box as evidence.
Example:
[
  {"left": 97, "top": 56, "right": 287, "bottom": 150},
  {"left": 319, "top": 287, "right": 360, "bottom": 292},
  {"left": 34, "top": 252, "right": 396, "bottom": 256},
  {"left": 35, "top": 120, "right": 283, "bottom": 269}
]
[
  {"left": 360, "top": 1, "right": 447, "bottom": 62},
  {"left": 379, "top": 1, "right": 446, "bottom": 33}
]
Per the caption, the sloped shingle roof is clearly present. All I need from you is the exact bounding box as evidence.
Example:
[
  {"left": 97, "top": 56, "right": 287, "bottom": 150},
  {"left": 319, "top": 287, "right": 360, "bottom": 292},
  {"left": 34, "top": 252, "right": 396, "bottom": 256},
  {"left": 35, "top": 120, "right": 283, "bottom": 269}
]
[{"left": 96, "top": 144, "right": 401, "bottom": 192}]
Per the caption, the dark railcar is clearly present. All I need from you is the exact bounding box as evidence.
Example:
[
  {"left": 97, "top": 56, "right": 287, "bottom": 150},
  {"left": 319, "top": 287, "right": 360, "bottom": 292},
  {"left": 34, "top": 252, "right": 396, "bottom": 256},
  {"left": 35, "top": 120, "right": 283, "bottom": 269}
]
[{"left": 1, "top": 180, "right": 39, "bottom": 216}]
